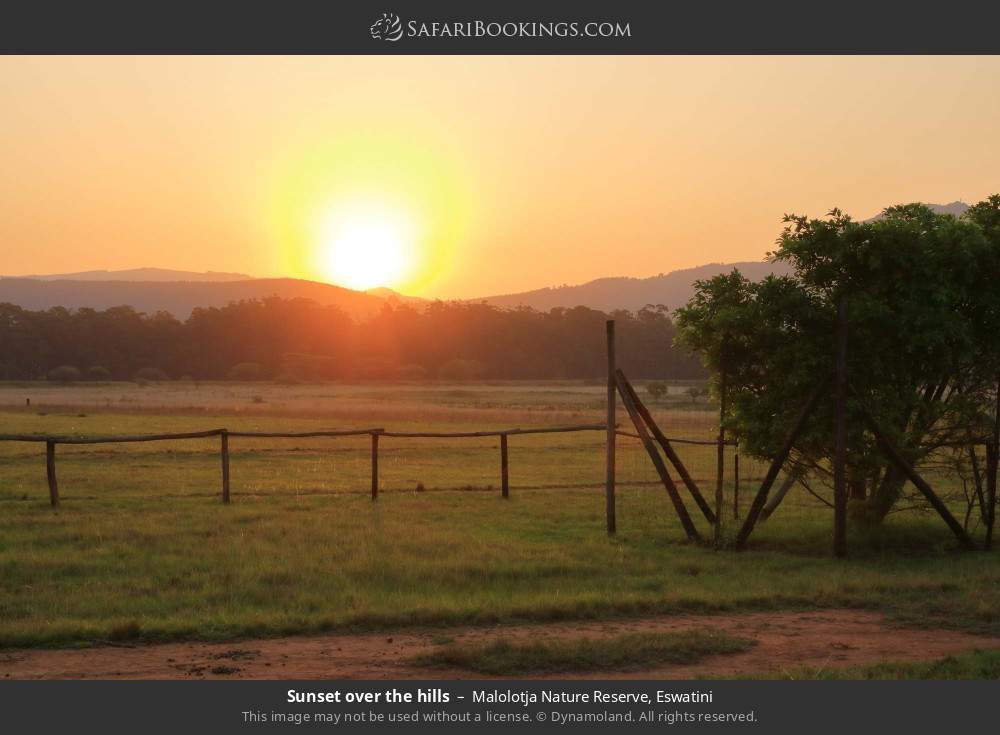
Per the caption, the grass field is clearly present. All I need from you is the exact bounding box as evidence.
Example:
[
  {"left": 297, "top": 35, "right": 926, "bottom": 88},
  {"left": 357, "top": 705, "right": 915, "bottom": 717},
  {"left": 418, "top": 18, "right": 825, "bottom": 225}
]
[{"left": 1, "top": 380, "right": 998, "bottom": 668}]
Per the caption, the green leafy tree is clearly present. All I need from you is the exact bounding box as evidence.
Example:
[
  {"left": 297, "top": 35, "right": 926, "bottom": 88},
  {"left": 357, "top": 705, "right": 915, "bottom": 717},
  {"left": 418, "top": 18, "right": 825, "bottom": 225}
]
[{"left": 676, "top": 198, "right": 1000, "bottom": 523}]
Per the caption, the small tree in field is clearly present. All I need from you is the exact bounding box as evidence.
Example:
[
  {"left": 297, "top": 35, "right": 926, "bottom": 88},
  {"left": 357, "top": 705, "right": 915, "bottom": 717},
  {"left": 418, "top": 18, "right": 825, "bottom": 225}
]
[{"left": 676, "top": 197, "right": 1000, "bottom": 524}]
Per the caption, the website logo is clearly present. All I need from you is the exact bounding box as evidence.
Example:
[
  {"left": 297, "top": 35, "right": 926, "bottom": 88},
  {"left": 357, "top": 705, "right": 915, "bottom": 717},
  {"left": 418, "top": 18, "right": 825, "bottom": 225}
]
[{"left": 370, "top": 13, "right": 403, "bottom": 42}]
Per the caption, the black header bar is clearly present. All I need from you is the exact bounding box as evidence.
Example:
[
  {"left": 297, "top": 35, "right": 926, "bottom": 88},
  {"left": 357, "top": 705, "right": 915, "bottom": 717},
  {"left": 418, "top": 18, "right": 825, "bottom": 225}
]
[{"left": 3, "top": 1, "right": 1000, "bottom": 54}]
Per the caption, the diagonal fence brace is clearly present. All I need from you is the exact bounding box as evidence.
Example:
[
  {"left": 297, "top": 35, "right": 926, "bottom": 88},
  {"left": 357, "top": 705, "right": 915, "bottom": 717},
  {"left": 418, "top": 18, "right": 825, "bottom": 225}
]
[
  {"left": 616, "top": 369, "right": 717, "bottom": 525},
  {"left": 849, "top": 385, "right": 977, "bottom": 550},
  {"left": 615, "top": 371, "right": 702, "bottom": 542}
]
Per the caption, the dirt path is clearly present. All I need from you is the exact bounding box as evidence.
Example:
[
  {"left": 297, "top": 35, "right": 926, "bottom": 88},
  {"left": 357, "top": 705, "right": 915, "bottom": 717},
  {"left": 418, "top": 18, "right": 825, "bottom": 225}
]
[{"left": 3, "top": 609, "right": 998, "bottom": 680}]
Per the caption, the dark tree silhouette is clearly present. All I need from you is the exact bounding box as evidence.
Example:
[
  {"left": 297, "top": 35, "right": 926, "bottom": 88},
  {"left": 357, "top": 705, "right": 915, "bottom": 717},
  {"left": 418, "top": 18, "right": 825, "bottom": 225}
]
[{"left": 0, "top": 298, "right": 702, "bottom": 382}]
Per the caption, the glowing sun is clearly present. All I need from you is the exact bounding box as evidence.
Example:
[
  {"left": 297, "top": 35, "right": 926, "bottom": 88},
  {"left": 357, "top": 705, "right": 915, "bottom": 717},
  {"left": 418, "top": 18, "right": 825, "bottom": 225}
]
[{"left": 317, "top": 206, "right": 416, "bottom": 291}]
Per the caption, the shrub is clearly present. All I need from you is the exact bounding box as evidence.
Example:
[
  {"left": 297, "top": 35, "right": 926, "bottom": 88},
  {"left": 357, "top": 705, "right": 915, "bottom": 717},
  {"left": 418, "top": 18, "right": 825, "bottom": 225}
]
[
  {"left": 47, "top": 365, "right": 81, "bottom": 383},
  {"left": 438, "top": 358, "right": 486, "bottom": 381},
  {"left": 85, "top": 365, "right": 112, "bottom": 382},
  {"left": 228, "top": 362, "right": 265, "bottom": 381},
  {"left": 134, "top": 367, "right": 169, "bottom": 382},
  {"left": 646, "top": 381, "right": 669, "bottom": 400}
]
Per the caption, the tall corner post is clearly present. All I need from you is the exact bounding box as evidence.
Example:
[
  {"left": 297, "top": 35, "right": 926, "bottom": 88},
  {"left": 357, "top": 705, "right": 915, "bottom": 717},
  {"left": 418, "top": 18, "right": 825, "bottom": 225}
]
[
  {"left": 986, "top": 375, "right": 1000, "bottom": 550},
  {"left": 715, "top": 342, "right": 727, "bottom": 545},
  {"left": 605, "top": 319, "right": 617, "bottom": 535},
  {"left": 833, "top": 297, "right": 848, "bottom": 557},
  {"left": 733, "top": 440, "right": 740, "bottom": 520}
]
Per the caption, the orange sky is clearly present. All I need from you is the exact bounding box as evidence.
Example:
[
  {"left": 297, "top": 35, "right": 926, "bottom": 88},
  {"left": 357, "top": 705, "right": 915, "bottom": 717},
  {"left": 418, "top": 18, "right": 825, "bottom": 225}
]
[{"left": 1, "top": 56, "right": 999, "bottom": 298}]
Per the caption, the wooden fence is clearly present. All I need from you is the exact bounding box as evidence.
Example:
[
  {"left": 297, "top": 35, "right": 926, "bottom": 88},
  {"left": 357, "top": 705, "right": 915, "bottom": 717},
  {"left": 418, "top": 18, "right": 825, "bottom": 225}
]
[{"left": 0, "top": 423, "right": 731, "bottom": 509}]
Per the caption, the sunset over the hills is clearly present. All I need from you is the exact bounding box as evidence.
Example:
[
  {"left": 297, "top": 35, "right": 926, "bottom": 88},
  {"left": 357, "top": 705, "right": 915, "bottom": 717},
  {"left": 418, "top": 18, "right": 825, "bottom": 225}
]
[{"left": 3, "top": 55, "right": 1000, "bottom": 298}]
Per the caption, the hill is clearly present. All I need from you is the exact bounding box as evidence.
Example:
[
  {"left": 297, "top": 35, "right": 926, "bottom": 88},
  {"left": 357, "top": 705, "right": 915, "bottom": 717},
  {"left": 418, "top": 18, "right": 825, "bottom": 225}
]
[
  {"left": 0, "top": 262, "right": 792, "bottom": 317},
  {"left": 863, "top": 201, "right": 969, "bottom": 222},
  {"left": 476, "top": 261, "right": 792, "bottom": 313},
  {"left": 0, "top": 277, "right": 386, "bottom": 319},
  {"left": 366, "top": 287, "right": 426, "bottom": 305},
  {"left": 476, "top": 203, "right": 972, "bottom": 313},
  {"left": 10, "top": 267, "right": 252, "bottom": 282},
  {"left": 4, "top": 200, "right": 971, "bottom": 317}
]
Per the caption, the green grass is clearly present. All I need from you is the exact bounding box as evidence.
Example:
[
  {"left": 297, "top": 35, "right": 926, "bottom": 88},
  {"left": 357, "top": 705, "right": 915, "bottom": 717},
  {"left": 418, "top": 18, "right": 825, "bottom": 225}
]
[
  {"left": 2, "top": 483, "right": 998, "bottom": 650},
  {"left": 0, "top": 383, "right": 998, "bottom": 657},
  {"left": 753, "top": 649, "right": 1000, "bottom": 680},
  {"left": 411, "top": 630, "right": 755, "bottom": 675}
]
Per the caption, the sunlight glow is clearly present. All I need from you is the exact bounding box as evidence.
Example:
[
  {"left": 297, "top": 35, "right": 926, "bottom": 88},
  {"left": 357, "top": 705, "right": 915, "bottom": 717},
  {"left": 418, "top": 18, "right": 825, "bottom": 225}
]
[
  {"left": 270, "top": 129, "right": 471, "bottom": 295},
  {"left": 316, "top": 205, "right": 416, "bottom": 291}
]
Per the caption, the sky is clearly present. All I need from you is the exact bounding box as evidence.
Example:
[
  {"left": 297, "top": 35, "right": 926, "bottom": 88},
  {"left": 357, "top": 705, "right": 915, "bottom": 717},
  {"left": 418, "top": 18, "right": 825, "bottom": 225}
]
[{"left": 1, "top": 55, "right": 999, "bottom": 298}]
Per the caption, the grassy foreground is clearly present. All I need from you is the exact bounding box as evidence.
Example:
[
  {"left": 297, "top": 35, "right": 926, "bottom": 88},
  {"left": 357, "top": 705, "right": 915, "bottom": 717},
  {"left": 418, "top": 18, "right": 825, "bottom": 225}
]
[
  {"left": 2, "top": 481, "right": 999, "bottom": 648},
  {"left": 0, "top": 384, "right": 998, "bottom": 651},
  {"left": 412, "top": 631, "right": 755, "bottom": 675}
]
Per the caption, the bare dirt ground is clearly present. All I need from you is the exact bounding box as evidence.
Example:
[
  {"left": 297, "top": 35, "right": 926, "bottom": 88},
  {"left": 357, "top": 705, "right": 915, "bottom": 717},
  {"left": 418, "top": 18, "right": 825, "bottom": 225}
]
[{"left": 3, "top": 609, "right": 999, "bottom": 680}]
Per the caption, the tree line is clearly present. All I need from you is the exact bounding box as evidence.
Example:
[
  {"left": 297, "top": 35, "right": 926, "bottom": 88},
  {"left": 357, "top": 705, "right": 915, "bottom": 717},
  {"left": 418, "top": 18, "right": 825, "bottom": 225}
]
[{"left": 0, "top": 299, "right": 704, "bottom": 382}]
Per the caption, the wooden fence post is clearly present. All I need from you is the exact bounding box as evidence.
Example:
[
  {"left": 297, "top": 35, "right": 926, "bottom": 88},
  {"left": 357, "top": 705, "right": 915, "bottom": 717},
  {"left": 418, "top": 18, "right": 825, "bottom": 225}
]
[
  {"left": 46, "top": 440, "right": 59, "bottom": 508},
  {"left": 714, "top": 338, "right": 729, "bottom": 544},
  {"left": 500, "top": 433, "right": 510, "bottom": 499},
  {"left": 987, "top": 376, "right": 1000, "bottom": 550},
  {"left": 220, "top": 430, "right": 230, "bottom": 504},
  {"left": 715, "top": 433, "right": 725, "bottom": 543},
  {"left": 605, "top": 320, "right": 617, "bottom": 535},
  {"left": 986, "top": 443, "right": 997, "bottom": 549},
  {"left": 833, "top": 297, "right": 848, "bottom": 557},
  {"left": 733, "top": 441, "right": 740, "bottom": 520},
  {"left": 370, "top": 431, "right": 380, "bottom": 501}
]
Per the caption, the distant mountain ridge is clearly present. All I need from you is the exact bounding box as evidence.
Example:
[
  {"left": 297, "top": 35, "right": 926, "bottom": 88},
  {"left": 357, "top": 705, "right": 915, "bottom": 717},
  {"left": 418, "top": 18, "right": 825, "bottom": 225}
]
[
  {"left": 863, "top": 200, "right": 969, "bottom": 222},
  {"left": 924, "top": 201, "right": 970, "bottom": 217},
  {"left": 475, "top": 261, "right": 793, "bottom": 313},
  {"left": 365, "top": 287, "right": 426, "bottom": 305},
  {"left": 478, "top": 202, "right": 973, "bottom": 313},
  {"left": 0, "top": 263, "right": 789, "bottom": 318},
  {"left": 0, "top": 277, "right": 386, "bottom": 319},
  {"left": 1, "top": 200, "right": 973, "bottom": 317},
  {"left": 9, "top": 267, "right": 252, "bottom": 282}
]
